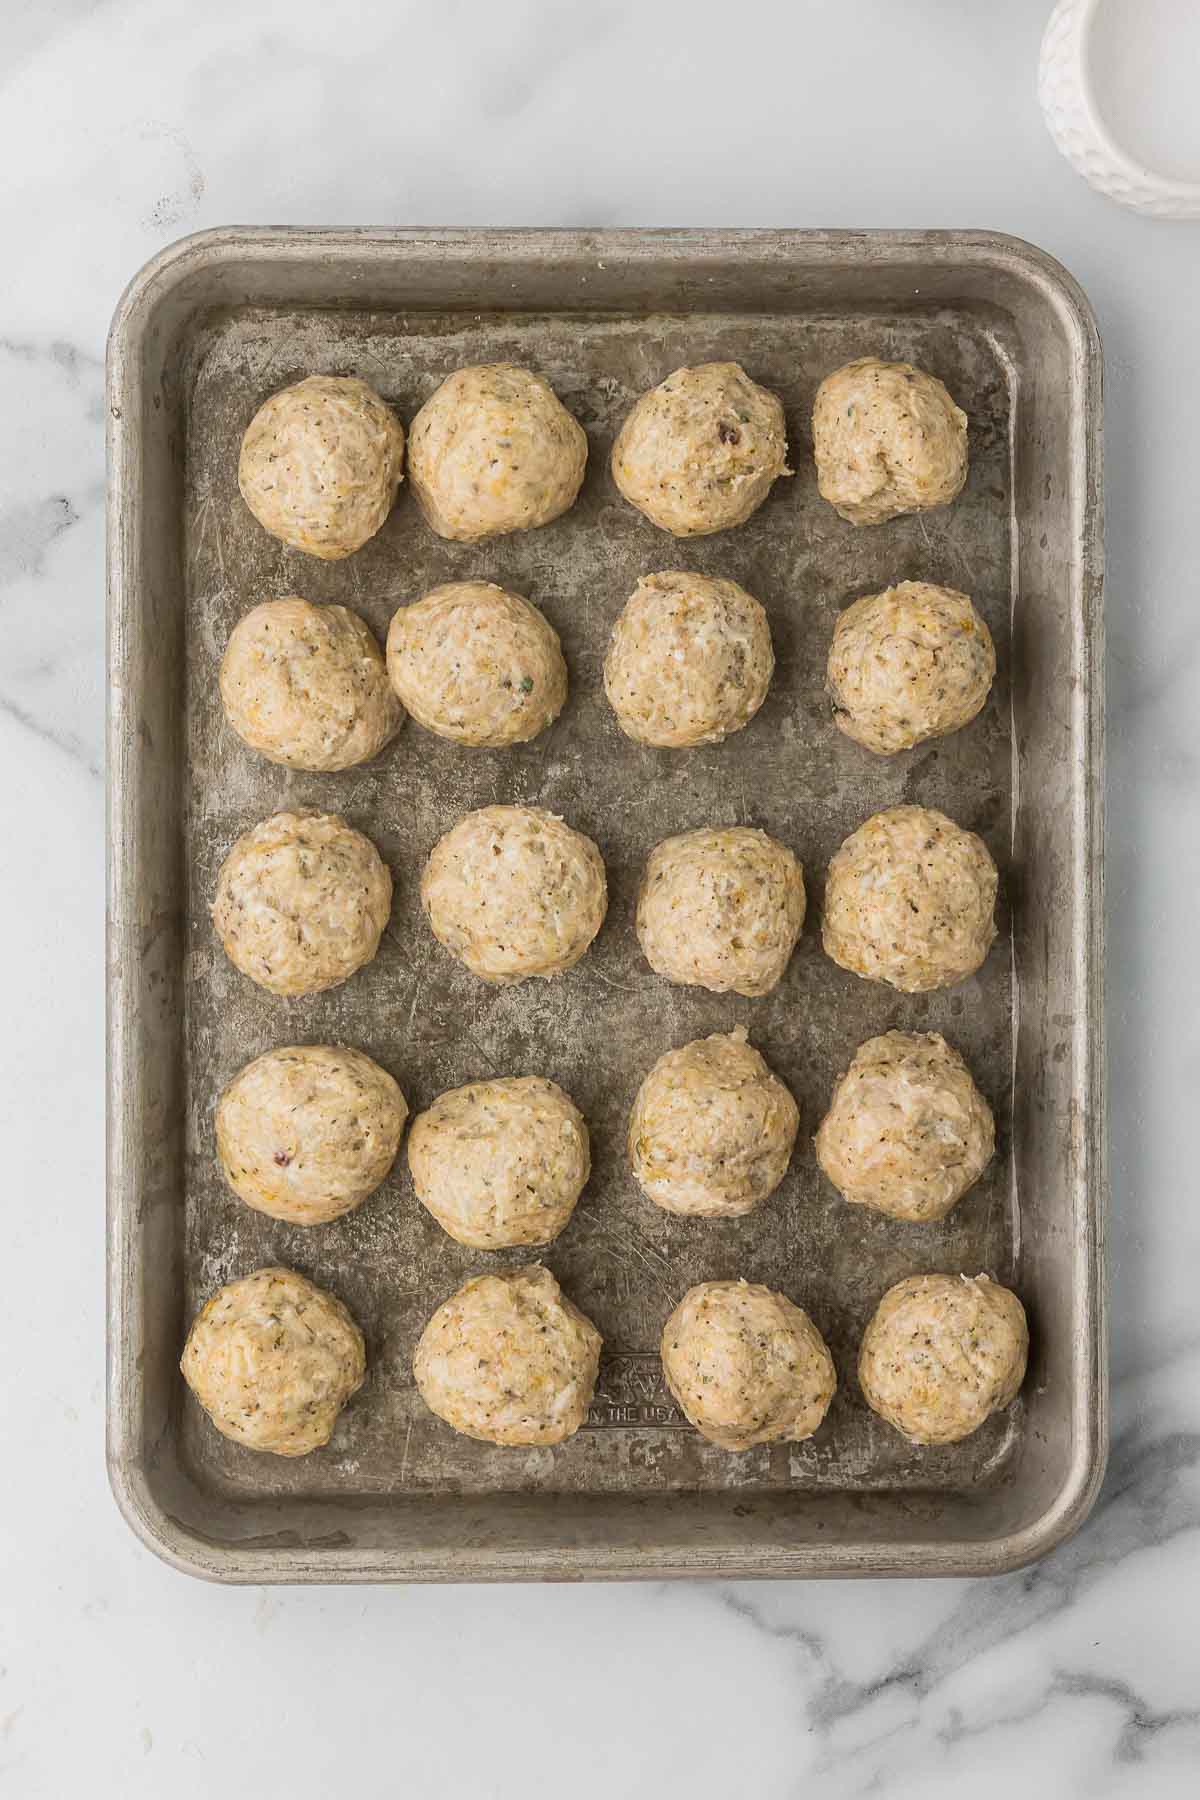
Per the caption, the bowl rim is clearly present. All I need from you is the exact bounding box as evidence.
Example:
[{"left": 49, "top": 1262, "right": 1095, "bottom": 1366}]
[{"left": 1040, "top": 0, "right": 1200, "bottom": 212}]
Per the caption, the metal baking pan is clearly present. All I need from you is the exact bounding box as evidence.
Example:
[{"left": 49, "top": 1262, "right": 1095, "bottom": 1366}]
[{"left": 107, "top": 228, "right": 1105, "bottom": 1582}]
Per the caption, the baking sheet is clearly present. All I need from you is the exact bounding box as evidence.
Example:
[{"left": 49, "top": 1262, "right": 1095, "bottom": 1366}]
[{"left": 107, "top": 229, "right": 1105, "bottom": 1580}]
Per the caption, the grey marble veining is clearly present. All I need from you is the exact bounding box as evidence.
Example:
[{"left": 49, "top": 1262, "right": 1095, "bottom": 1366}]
[
  {"left": 1, "top": 0, "right": 1198, "bottom": 1795},
  {"left": 714, "top": 1359, "right": 1200, "bottom": 1790}
]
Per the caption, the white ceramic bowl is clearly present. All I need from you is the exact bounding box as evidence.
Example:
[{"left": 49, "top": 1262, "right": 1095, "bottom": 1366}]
[{"left": 1039, "top": 0, "right": 1200, "bottom": 219}]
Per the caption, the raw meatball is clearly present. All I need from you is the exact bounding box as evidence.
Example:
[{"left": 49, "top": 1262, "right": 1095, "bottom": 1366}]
[
  {"left": 822, "top": 805, "right": 997, "bottom": 994},
  {"left": 220, "top": 597, "right": 403, "bottom": 770},
  {"left": 408, "top": 1076, "right": 589, "bottom": 1248},
  {"left": 812, "top": 358, "right": 968, "bottom": 525},
  {"left": 407, "top": 364, "right": 587, "bottom": 542},
  {"left": 828, "top": 582, "right": 995, "bottom": 754},
  {"left": 212, "top": 810, "right": 392, "bottom": 997},
  {"left": 386, "top": 582, "right": 566, "bottom": 747},
  {"left": 629, "top": 1028, "right": 798, "bottom": 1219},
  {"left": 181, "top": 1266, "right": 365, "bottom": 1457},
  {"left": 661, "top": 1281, "right": 836, "bottom": 1451},
  {"left": 421, "top": 805, "right": 607, "bottom": 985},
  {"left": 815, "top": 1032, "right": 994, "bottom": 1222},
  {"left": 237, "top": 375, "right": 404, "bottom": 559},
  {"left": 858, "top": 1273, "right": 1028, "bottom": 1445},
  {"left": 612, "top": 362, "right": 790, "bottom": 536},
  {"left": 413, "top": 1265, "right": 601, "bottom": 1446},
  {"left": 215, "top": 1045, "right": 407, "bottom": 1226},
  {"left": 603, "top": 571, "right": 774, "bottom": 747},
  {"left": 636, "top": 826, "right": 805, "bottom": 997}
]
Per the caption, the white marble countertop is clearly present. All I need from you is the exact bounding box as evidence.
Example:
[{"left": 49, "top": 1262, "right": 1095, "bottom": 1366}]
[{"left": 2, "top": 1, "right": 1198, "bottom": 1794}]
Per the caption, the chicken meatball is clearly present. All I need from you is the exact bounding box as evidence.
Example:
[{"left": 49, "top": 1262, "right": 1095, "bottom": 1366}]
[
  {"left": 858, "top": 1273, "right": 1028, "bottom": 1445},
  {"left": 408, "top": 1076, "right": 589, "bottom": 1248},
  {"left": 237, "top": 375, "right": 404, "bottom": 558},
  {"left": 215, "top": 1044, "right": 407, "bottom": 1225},
  {"left": 815, "top": 1032, "right": 994, "bottom": 1222},
  {"left": 828, "top": 581, "right": 995, "bottom": 754},
  {"left": 629, "top": 1029, "right": 798, "bottom": 1219},
  {"left": 407, "top": 364, "right": 587, "bottom": 542},
  {"left": 812, "top": 358, "right": 967, "bottom": 525},
  {"left": 386, "top": 582, "right": 566, "bottom": 747},
  {"left": 661, "top": 1281, "right": 836, "bottom": 1451},
  {"left": 612, "top": 362, "right": 790, "bottom": 536},
  {"left": 219, "top": 597, "right": 402, "bottom": 770},
  {"left": 413, "top": 1265, "right": 601, "bottom": 1446},
  {"left": 603, "top": 571, "right": 774, "bottom": 747},
  {"left": 211, "top": 810, "right": 392, "bottom": 998},
  {"left": 180, "top": 1267, "right": 365, "bottom": 1457},
  {"left": 822, "top": 805, "right": 997, "bottom": 993},
  {"left": 636, "top": 826, "right": 805, "bottom": 996},
  {"left": 420, "top": 805, "right": 607, "bottom": 985}
]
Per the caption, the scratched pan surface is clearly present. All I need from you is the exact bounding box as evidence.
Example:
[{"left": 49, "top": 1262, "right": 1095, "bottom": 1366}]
[{"left": 107, "top": 231, "right": 1105, "bottom": 1580}]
